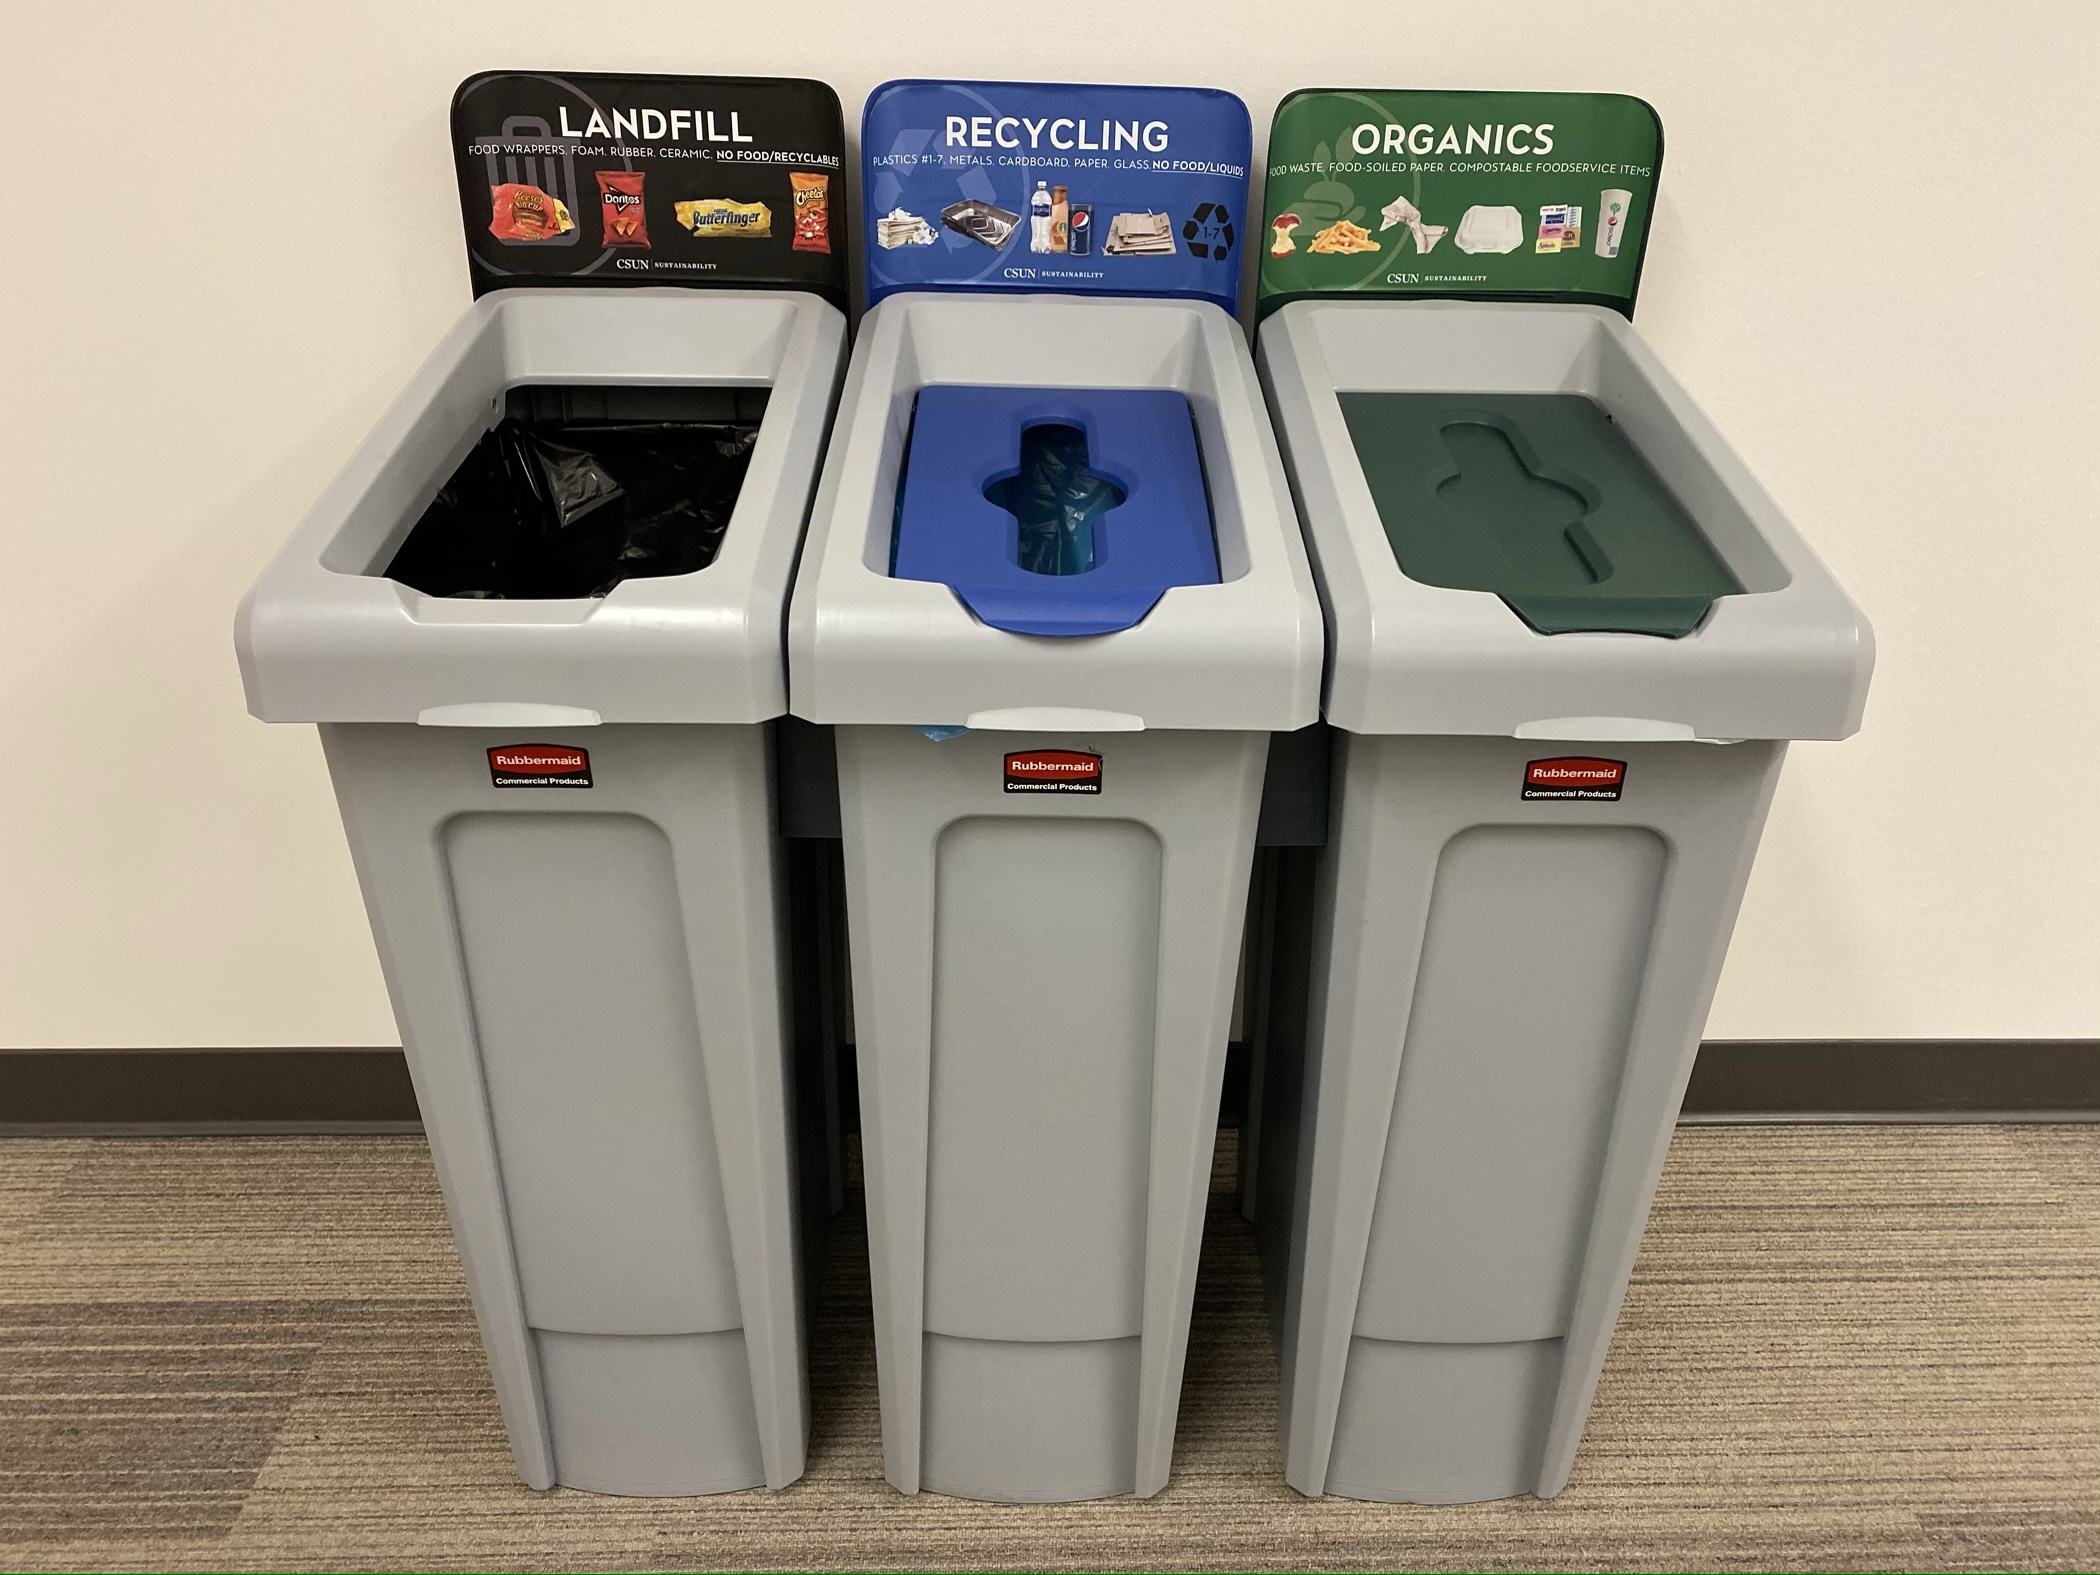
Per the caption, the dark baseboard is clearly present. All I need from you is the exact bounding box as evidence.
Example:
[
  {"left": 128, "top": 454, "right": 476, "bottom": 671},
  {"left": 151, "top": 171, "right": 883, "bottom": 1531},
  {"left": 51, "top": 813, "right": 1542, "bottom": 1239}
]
[
  {"left": 0, "top": 1048, "right": 423, "bottom": 1135},
  {"left": 1676, "top": 1039, "right": 2098, "bottom": 1123},
  {"left": 0, "top": 1040, "right": 2092, "bottom": 1136}
]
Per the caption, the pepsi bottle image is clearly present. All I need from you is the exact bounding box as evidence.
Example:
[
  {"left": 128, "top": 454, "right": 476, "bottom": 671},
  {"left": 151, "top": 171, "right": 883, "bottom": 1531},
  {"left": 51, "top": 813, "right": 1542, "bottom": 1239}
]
[{"left": 1069, "top": 203, "right": 1093, "bottom": 256}]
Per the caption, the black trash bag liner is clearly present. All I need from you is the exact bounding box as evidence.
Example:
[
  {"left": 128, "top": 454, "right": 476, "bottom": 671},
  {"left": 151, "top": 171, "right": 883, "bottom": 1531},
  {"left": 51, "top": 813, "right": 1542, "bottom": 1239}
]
[
  {"left": 982, "top": 422, "right": 1126, "bottom": 577},
  {"left": 385, "top": 418, "right": 760, "bottom": 598}
]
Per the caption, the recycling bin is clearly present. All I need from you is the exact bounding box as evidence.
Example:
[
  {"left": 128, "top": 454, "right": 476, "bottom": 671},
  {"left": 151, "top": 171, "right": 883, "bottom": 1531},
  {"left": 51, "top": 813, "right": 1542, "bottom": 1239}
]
[
  {"left": 1242, "top": 87, "right": 1876, "bottom": 1504},
  {"left": 788, "top": 78, "right": 1321, "bottom": 1502},
  {"left": 235, "top": 71, "right": 850, "bottom": 1495},
  {"left": 1250, "top": 290, "right": 1873, "bottom": 1502}
]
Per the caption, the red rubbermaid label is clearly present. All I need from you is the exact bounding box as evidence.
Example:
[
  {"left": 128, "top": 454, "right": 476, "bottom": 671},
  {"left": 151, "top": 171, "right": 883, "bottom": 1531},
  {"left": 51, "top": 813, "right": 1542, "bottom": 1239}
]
[
  {"left": 1004, "top": 749, "right": 1102, "bottom": 795},
  {"left": 488, "top": 743, "right": 592, "bottom": 789},
  {"left": 1523, "top": 756, "right": 1625, "bottom": 802}
]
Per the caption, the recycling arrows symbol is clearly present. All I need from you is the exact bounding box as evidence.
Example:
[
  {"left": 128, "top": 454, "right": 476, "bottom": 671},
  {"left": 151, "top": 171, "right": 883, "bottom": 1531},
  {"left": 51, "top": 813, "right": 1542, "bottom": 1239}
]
[{"left": 1183, "top": 201, "right": 1235, "bottom": 262}]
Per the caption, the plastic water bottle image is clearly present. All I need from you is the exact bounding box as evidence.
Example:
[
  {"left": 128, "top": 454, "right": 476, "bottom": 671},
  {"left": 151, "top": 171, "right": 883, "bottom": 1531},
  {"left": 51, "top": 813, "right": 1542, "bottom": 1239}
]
[{"left": 1030, "top": 180, "right": 1053, "bottom": 253}]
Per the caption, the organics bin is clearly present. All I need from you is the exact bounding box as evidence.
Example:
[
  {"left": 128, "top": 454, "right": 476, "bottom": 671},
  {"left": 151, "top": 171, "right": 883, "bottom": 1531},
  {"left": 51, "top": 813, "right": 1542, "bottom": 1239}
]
[
  {"left": 234, "top": 71, "right": 849, "bottom": 1496},
  {"left": 787, "top": 79, "right": 1323, "bottom": 1502},
  {"left": 1246, "top": 89, "right": 1874, "bottom": 1504}
]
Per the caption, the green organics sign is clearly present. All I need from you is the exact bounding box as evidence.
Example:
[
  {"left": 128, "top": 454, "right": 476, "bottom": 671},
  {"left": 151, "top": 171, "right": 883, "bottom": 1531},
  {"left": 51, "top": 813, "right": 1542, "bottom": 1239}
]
[{"left": 1256, "top": 90, "right": 1662, "bottom": 318}]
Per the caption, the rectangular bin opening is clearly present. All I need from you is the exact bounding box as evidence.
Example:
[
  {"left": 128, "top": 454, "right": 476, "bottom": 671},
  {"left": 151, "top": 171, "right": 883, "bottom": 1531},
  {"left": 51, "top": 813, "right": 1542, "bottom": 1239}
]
[
  {"left": 383, "top": 383, "right": 771, "bottom": 600},
  {"left": 1338, "top": 391, "right": 1742, "bottom": 638},
  {"left": 981, "top": 422, "right": 1128, "bottom": 577},
  {"left": 888, "top": 385, "right": 1220, "bottom": 636}
]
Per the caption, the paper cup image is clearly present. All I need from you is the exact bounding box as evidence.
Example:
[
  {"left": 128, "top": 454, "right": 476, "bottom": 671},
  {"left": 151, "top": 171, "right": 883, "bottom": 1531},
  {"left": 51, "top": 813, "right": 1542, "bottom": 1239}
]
[
  {"left": 1453, "top": 204, "right": 1524, "bottom": 255},
  {"left": 1597, "top": 189, "right": 1632, "bottom": 257}
]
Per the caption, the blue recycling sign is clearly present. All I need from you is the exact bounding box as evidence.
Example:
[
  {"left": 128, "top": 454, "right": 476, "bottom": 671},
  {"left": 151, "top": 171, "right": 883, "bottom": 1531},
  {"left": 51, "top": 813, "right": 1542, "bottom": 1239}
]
[{"left": 861, "top": 80, "right": 1252, "bottom": 312}]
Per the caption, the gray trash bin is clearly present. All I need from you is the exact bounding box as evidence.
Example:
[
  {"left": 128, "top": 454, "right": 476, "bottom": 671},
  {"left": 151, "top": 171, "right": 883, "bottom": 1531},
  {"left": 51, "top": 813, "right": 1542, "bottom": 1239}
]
[
  {"left": 238, "top": 281, "right": 846, "bottom": 1495},
  {"left": 787, "top": 74, "right": 1320, "bottom": 1506},
  {"left": 791, "top": 286, "right": 1322, "bottom": 1502},
  {"left": 235, "top": 72, "right": 854, "bottom": 1495},
  {"left": 1248, "top": 157, "right": 1873, "bottom": 1501}
]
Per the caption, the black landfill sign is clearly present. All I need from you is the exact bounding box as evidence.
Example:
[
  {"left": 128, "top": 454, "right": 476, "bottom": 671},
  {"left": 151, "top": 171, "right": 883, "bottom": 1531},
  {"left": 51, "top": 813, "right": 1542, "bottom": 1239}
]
[{"left": 453, "top": 71, "right": 847, "bottom": 305}]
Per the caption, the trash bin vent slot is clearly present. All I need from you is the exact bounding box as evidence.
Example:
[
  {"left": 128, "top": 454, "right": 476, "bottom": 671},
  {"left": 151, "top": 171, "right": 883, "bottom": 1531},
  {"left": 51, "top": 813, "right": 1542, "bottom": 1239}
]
[
  {"left": 892, "top": 385, "right": 1220, "bottom": 637},
  {"left": 1340, "top": 392, "right": 1743, "bottom": 639},
  {"left": 507, "top": 383, "right": 772, "bottom": 427},
  {"left": 981, "top": 423, "right": 1128, "bottom": 578},
  {"left": 1433, "top": 419, "right": 1610, "bottom": 590},
  {"left": 383, "top": 384, "right": 769, "bottom": 600}
]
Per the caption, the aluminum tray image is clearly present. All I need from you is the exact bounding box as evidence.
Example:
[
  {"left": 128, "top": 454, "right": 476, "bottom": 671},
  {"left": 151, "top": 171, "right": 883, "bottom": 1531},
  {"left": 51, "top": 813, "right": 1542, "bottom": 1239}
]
[{"left": 941, "top": 198, "right": 1020, "bottom": 250}]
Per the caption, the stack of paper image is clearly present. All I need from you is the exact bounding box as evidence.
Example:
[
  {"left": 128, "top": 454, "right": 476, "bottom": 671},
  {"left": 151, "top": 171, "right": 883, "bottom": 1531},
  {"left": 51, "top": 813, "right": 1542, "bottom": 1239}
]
[
  {"left": 1104, "top": 211, "right": 1177, "bottom": 256},
  {"left": 877, "top": 208, "right": 936, "bottom": 248}
]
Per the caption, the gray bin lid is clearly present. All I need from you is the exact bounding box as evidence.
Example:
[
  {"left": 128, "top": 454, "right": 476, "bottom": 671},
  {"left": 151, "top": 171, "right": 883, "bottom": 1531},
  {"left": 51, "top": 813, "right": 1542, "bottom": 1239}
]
[
  {"left": 1257, "top": 300, "right": 1873, "bottom": 742},
  {"left": 237, "top": 288, "right": 846, "bottom": 727},
  {"left": 787, "top": 293, "right": 1324, "bottom": 734}
]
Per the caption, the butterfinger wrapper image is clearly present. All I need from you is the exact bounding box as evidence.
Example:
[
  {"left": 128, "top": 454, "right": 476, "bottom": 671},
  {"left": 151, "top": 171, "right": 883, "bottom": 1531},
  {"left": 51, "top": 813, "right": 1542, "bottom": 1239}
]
[
  {"left": 489, "top": 183, "right": 574, "bottom": 242},
  {"left": 676, "top": 198, "right": 773, "bottom": 238}
]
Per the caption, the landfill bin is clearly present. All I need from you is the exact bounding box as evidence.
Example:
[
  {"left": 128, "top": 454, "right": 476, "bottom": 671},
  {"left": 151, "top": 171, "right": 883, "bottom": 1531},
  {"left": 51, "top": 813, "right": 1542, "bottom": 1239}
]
[
  {"left": 1245, "top": 90, "right": 1874, "bottom": 1504},
  {"left": 788, "top": 79, "right": 1322, "bottom": 1502},
  {"left": 234, "top": 71, "right": 850, "bottom": 1495}
]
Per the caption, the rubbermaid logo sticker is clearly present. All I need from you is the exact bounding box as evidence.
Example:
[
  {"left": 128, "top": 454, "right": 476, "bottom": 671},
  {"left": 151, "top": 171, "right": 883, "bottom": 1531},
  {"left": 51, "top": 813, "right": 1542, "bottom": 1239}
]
[
  {"left": 1004, "top": 749, "right": 1102, "bottom": 795},
  {"left": 1523, "top": 756, "right": 1625, "bottom": 802},
  {"left": 488, "top": 743, "right": 593, "bottom": 789}
]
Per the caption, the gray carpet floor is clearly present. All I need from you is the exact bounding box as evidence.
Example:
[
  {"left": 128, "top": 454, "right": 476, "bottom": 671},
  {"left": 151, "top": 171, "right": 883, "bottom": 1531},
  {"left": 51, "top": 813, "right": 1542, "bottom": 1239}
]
[{"left": 0, "top": 1125, "right": 2094, "bottom": 1572}]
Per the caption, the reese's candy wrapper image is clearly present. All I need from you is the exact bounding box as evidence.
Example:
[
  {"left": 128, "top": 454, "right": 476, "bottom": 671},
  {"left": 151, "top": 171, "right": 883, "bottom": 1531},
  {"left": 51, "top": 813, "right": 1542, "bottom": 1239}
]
[
  {"left": 597, "top": 170, "right": 649, "bottom": 248},
  {"left": 489, "top": 184, "right": 574, "bottom": 243},
  {"left": 789, "top": 171, "right": 830, "bottom": 254},
  {"left": 676, "top": 198, "right": 773, "bottom": 238}
]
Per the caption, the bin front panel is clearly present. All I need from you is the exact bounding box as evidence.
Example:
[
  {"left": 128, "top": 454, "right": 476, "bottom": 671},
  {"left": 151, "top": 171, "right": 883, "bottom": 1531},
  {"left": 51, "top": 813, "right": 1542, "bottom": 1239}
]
[
  {"left": 447, "top": 811, "right": 744, "bottom": 1335},
  {"left": 1353, "top": 823, "right": 1665, "bottom": 1344},
  {"left": 923, "top": 817, "right": 1159, "bottom": 1342},
  {"left": 1258, "top": 731, "right": 1787, "bottom": 1503},
  {"left": 834, "top": 724, "right": 1266, "bottom": 1498}
]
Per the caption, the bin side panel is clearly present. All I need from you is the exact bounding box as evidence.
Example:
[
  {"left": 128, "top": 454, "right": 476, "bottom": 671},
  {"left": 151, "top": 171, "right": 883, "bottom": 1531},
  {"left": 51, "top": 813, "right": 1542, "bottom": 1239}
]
[
  {"left": 923, "top": 817, "right": 1159, "bottom": 1341},
  {"left": 1252, "top": 843, "right": 1338, "bottom": 1455},
  {"left": 1536, "top": 740, "right": 1787, "bottom": 1497},
  {"left": 1353, "top": 824, "right": 1665, "bottom": 1343},
  {"left": 319, "top": 723, "right": 557, "bottom": 1491},
  {"left": 446, "top": 811, "right": 744, "bottom": 1335}
]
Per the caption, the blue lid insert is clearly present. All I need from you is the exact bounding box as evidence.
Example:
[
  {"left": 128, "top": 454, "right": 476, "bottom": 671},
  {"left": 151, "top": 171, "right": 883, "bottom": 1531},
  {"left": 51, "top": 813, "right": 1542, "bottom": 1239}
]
[
  {"left": 862, "top": 80, "right": 1252, "bottom": 313},
  {"left": 894, "top": 386, "right": 1220, "bottom": 636}
]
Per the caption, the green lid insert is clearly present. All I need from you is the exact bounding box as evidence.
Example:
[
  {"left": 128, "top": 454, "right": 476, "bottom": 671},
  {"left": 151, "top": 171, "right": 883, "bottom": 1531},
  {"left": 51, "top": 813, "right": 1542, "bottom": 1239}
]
[{"left": 1340, "top": 392, "right": 1739, "bottom": 637}]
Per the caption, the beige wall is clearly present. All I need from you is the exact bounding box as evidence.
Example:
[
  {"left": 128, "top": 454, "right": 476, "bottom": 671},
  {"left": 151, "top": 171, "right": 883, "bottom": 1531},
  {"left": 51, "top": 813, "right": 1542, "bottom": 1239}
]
[{"left": 1, "top": 2, "right": 2094, "bottom": 1048}]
